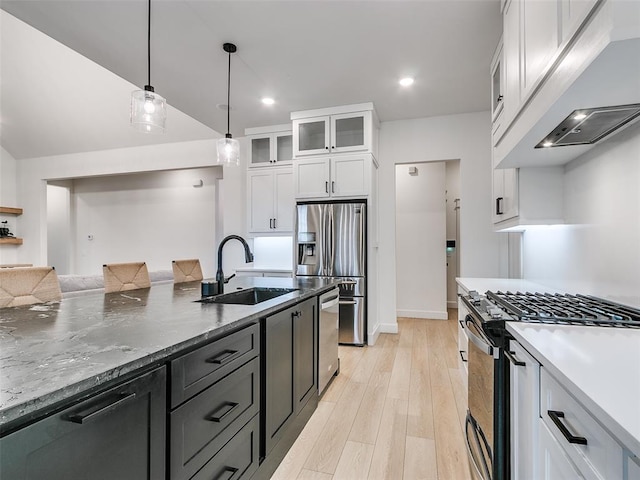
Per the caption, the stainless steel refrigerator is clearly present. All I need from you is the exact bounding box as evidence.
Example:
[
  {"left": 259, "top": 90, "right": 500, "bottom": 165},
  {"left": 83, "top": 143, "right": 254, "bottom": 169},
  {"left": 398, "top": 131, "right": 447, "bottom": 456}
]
[{"left": 295, "top": 201, "right": 366, "bottom": 345}]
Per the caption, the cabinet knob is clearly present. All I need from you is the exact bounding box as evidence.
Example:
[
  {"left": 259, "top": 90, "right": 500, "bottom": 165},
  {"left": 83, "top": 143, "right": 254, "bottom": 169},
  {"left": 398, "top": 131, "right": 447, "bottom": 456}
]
[
  {"left": 497, "top": 95, "right": 503, "bottom": 103},
  {"left": 325, "top": 146, "right": 329, "bottom": 150}
]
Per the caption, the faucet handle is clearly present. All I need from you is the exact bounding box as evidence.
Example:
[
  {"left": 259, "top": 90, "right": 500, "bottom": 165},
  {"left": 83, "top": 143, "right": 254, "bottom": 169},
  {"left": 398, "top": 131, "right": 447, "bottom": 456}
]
[{"left": 224, "top": 273, "right": 236, "bottom": 284}]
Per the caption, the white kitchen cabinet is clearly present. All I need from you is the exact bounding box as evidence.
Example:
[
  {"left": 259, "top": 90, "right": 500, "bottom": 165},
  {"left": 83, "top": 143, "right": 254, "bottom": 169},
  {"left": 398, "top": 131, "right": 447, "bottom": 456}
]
[
  {"left": 291, "top": 103, "right": 378, "bottom": 158},
  {"left": 294, "top": 154, "right": 376, "bottom": 200},
  {"left": 491, "top": 37, "right": 505, "bottom": 125},
  {"left": 245, "top": 124, "right": 293, "bottom": 168},
  {"left": 494, "top": 0, "right": 638, "bottom": 168},
  {"left": 493, "top": 168, "right": 519, "bottom": 224},
  {"left": 509, "top": 340, "right": 540, "bottom": 480},
  {"left": 538, "top": 420, "right": 584, "bottom": 480},
  {"left": 247, "top": 167, "right": 294, "bottom": 234},
  {"left": 494, "top": 167, "right": 564, "bottom": 230},
  {"left": 521, "top": 0, "right": 559, "bottom": 100},
  {"left": 502, "top": 0, "right": 521, "bottom": 129}
]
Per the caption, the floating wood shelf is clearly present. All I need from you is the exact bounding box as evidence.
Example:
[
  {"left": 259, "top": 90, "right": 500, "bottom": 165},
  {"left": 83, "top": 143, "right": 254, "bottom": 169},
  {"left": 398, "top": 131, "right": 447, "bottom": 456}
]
[
  {"left": 0, "top": 207, "right": 23, "bottom": 215},
  {"left": 0, "top": 237, "right": 23, "bottom": 245}
]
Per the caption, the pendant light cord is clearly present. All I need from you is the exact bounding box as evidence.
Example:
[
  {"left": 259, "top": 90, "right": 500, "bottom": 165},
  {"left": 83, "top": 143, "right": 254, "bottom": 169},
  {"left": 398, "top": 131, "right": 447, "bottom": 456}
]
[
  {"left": 147, "top": 0, "right": 151, "bottom": 87},
  {"left": 226, "top": 49, "right": 231, "bottom": 136}
]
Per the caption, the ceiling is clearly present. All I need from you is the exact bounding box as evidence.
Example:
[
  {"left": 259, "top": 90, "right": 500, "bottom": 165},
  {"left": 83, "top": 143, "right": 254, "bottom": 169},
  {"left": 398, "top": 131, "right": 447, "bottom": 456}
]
[{"left": 0, "top": 0, "right": 502, "bottom": 160}]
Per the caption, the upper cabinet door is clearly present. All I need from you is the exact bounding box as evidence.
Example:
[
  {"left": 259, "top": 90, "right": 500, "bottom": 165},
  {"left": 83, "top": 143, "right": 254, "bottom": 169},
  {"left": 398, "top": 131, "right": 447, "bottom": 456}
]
[
  {"left": 521, "top": 0, "right": 559, "bottom": 99},
  {"left": 293, "top": 117, "right": 330, "bottom": 157},
  {"left": 250, "top": 135, "right": 272, "bottom": 167},
  {"left": 275, "top": 132, "right": 293, "bottom": 163},
  {"left": 294, "top": 158, "right": 331, "bottom": 199},
  {"left": 330, "top": 112, "right": 370, "bottom": 154},
  {"left": 491, "top": 39, "right": 505, "bottom": 124}
]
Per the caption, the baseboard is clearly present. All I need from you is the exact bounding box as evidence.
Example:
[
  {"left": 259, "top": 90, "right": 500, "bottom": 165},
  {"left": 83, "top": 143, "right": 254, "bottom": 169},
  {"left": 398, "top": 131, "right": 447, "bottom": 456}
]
[
  {"left": 379, "top": 322, "right": 398, "bottom": 334},
  {"left": 447, "top": 300, "right": 457, "bottom": 309},
  {"left": 368, "top": 323, "right": 381, "bottom": 345},
  {"left": 396, "top": 309, "right": 449, "bottom": 320}
]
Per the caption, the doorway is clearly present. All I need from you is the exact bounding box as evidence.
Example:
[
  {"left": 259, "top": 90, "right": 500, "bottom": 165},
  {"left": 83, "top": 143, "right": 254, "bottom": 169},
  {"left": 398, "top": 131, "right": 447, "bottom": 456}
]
[{"left": 394, "top": 160, "right": 460, "bottom": 320}]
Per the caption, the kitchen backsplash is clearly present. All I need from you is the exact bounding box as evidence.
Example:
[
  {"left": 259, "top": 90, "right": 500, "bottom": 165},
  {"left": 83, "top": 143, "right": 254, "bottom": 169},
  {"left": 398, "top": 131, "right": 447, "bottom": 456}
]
[
  {"left": 522, "top": 122, "right": 640, "bottom": 307},
  {"left": 252, "top": 236, "right": 293, "bottom": 269}
]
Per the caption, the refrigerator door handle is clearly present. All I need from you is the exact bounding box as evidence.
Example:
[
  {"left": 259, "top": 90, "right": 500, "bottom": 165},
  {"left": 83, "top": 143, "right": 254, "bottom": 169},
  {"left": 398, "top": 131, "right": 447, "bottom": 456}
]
[{"left": 339, "top": 300, "right": 357, "bottom": 305}]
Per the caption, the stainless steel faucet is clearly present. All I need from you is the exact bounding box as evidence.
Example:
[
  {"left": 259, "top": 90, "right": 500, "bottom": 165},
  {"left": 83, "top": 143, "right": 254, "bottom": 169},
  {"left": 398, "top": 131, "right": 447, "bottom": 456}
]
[{"left": 215, "top": 235, "right": 254, "bottom": 294}]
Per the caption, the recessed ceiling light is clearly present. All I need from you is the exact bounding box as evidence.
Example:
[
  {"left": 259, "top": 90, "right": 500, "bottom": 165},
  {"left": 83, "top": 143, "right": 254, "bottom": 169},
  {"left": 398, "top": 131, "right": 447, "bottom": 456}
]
[
  {"left": 573, "top": 113, "right": 587, "bottom": 120},
  {"left": 261, "top": 97, "right": 275, "bottom": 105},
  {"left": 399, "top": 77, "right": 414, "bottom": 87},
  {"left": 542, "top": 141, "right": 554, "bottom": 147}
]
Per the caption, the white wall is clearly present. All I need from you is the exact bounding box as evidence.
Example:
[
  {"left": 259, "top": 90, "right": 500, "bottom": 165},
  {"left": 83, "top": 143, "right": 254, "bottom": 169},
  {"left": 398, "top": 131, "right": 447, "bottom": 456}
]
[
  {"left": 14, "top": 139, "right": 248, "bottom": 276},
  {"left": 70, "top": 168, "right": 220, "bottom": 276},
  {"left": 378, "top": 112, "right": 501, "bottom": 334},
  {"left": 522, "top": 122, "right": 640, "bottom": 308},
  {"left": 47, "top": 181, "right": 73, "bottom": 273},
  {"left": 0, "top": 146, "right": 19, "bottom": 265},
  {"left": 395, "top": 162, "right": 447, "bottom": 320},
  {"left": 446, "top": 160, "right": 461, "bottom": 307}
]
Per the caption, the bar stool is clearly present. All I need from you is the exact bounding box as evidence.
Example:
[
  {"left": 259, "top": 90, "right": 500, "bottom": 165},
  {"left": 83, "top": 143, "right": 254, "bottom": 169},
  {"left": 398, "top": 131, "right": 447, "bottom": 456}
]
[
  {"left": 0, "top": 266, "right": 62, "bottom": 308},
  {"left": 102, "top": 262, "right": 150, "bottom": 293},
  {"left": 172, "top": 259, "right": 203, "bottom": 283}
]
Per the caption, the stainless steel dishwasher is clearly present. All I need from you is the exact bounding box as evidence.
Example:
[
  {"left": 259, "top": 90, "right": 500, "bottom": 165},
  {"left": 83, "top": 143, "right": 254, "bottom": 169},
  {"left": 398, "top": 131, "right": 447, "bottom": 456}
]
[{"left": 318, "top": 287, "right": 340, "bottom": 395}]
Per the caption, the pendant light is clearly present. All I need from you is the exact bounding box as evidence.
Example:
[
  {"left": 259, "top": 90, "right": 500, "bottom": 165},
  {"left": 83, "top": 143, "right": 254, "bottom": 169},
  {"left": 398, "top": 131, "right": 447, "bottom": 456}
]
[
  {"left": 216, "top": 43, "right": 240, "bottom": 166},
  {"left": 130, "top": 0, "right": 166, "bottom": 134}
]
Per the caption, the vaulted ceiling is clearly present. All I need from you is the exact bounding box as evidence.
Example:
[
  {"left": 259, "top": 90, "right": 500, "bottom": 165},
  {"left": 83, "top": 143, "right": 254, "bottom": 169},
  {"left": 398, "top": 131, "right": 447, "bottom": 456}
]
[{"left": 1, "top": 1, "right": 502, "bottom": 160}]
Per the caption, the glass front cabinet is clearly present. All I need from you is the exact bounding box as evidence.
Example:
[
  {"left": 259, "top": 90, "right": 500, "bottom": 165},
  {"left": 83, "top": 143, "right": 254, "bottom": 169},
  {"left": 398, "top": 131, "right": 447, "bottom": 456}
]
[
  {"left": 292, "top": 104, "right": 377, "bottom": 158},
  {"left": 246, "top": 124, "right": 293, "bottom": 168}
]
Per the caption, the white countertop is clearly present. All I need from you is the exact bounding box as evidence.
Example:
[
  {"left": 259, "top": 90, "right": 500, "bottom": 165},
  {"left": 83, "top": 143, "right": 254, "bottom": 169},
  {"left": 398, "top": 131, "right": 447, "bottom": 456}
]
[
  {"left": 234, "top": 267, "right": 293, "bottom": 273},
  {"left": 507, "top": 322, "right": 640, "bottom": 457},
  {"left": 456, "top": 277, "right": 563, "bottom": 295}
]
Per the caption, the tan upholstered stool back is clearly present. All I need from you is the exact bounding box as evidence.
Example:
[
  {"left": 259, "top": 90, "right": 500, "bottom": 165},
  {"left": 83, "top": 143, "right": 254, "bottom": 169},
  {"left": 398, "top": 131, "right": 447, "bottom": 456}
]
[
  {"left": 102, "top": 262, "right": 151, "bottom": 293},
  {"left": 172, "top": 259, "right": 204, "bottom": 283},
  {"left": 0, "top": 266, "right": 62, "bottom": 308}
]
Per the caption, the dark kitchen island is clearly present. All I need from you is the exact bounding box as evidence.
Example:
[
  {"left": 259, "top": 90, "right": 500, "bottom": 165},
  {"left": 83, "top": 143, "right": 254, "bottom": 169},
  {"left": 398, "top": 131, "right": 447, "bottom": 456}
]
[{"left": 0, "top": 275, "right": 337, "bottom": 479}]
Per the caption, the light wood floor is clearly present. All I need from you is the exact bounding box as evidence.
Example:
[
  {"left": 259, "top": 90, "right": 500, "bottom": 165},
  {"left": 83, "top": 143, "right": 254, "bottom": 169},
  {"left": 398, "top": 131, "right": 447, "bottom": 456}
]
[{"left": 271, "top": 311, "right": 471, "bottom": 480}]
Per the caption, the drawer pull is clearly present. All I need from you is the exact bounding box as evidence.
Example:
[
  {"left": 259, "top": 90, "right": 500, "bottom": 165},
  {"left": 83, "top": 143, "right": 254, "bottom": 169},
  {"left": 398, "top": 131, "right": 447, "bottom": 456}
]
[
  {"left": 215, "top": 466, "right": 239, "bottom": 480},
  {"left": 505, "top": 350, "right": 525, "bottom": 367},
  {"left": 548, "top": 410, "right": 588, "bottom": 445},
  {"left": 206, "top": 349, "right": 240, "bottom": 365},
  {"left": 459, "top": 350, "right": 467, "bottom": 363},
  {"left": 66, "top": 392, "right": 136, "bottom": 424},
  {"left": 208, "top": 401, "right": 239, "bottom": 423}
]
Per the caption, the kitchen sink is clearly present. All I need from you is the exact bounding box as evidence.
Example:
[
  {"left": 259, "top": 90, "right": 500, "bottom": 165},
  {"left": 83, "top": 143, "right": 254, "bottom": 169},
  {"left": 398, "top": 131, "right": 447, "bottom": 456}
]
[{"left": 198, "top": 287, "right": 298, "bottom": 305}]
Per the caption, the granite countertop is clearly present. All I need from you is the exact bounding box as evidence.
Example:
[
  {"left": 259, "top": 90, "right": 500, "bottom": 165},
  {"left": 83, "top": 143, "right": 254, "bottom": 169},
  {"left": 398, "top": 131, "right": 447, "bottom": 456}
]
[
  {"left": 0, "top": 276, "right": 337, "bottom": 431},
  {"left": 507, "top": 323, "right": 640, "bottom": 458}
]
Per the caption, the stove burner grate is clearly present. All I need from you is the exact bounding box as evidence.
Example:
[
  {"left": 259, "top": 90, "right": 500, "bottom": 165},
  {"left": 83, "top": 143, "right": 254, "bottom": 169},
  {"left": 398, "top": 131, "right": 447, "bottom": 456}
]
[{"left": 486, "top": 291, "right": 640, "bottom": 328}]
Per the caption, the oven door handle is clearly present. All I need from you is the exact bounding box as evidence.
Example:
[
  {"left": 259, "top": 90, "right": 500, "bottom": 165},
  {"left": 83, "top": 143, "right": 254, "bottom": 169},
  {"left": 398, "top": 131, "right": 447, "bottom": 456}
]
[
  {"left": 464, "top": 318, "right": 497, "bottom": 358},
  {"left": 465, "top": 411, "right": 493, "bottom": 480}
]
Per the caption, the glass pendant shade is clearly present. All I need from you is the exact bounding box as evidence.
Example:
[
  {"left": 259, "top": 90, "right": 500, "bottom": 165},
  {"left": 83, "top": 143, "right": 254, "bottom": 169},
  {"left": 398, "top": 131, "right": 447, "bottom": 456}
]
[
  {"left": 216, "top": 135, "right": 240, "bottom": 166},
  {"left": 131, "top": 88, "right": 167, "bottom": 134}
]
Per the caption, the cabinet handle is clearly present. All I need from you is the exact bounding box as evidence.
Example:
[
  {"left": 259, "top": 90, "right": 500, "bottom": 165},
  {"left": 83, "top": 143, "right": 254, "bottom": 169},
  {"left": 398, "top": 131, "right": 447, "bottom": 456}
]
[
  {"left": 206, "top": 349, "right": 240, "bottom": 365},
  {"left": 459, "top": 350, "right": 467, "bottom": 363},
  {"left": 269, "top": 218, "right": 274, "bottom": 229},
  {"left": 547, "top": 410, "right": 588, "bottom": 445},
  {"left": 214, "top": 466, "right": 239, "bottom": 480},
  {"left": 331, "top": 181, "right": 335, "bottom": 193},
  {"left": 292, "top": 310, "right": 301, "bottom": 318},
  {"left": 497, "top": 95, "right": 503, "bottom": 104},
  {"left": 505, "top": 350, "right": 525, "bottom": 366},
  {"left": 208, "top": 401, "right": 239, "bottom": 423},
  {"left": 66, "top": 392, "right": 136, "bottom": 424},
  {"left": 325, "top": 181, "right": 329, "bottom": 193},
  {"left": 496, "top": 197, "right": 504, "bottom": 215},
  {"left": 273, "top": 218, "right": 277, "bottom": 229}
]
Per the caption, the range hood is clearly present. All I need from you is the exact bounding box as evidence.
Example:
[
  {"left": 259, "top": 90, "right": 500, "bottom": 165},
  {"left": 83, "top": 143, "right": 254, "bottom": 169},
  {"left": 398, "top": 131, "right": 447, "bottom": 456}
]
[
  {"left": 494, "top": 0, "right": 640, "bottom": 169},
  {"left": 535, "top": 103, "right": 640, "bottom": 148}
]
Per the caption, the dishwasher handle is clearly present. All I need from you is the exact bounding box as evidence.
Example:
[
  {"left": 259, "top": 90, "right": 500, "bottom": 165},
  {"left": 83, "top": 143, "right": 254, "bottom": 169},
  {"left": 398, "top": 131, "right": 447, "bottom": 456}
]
[{"left": 321, "top": 295, "right": 339, "bottom": 310}]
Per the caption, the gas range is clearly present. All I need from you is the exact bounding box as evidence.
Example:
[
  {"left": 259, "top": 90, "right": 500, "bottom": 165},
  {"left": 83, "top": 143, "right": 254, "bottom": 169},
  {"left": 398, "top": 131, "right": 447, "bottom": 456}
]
[{"left": 463, "top": 290, "right": 640, "bottom": 329}]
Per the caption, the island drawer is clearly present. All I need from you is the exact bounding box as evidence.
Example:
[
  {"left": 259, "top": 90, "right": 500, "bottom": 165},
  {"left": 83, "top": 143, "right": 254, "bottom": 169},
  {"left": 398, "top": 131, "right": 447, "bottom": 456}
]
[
  {"left": 540, "top": 368, "right": 623, "bottom": 480},
  {"left": 170, "top": 357, "right": 260, "bottom": 480},
  {"left": 190, "top": 414, "right": 260, "bottom": 480},
  {"left": 171, "top": 322, "right": 260, "bottom": 407}
]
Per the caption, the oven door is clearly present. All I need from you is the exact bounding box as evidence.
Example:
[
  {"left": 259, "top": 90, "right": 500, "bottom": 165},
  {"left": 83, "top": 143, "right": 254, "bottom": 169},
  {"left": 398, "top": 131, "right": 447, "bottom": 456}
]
[{"left": 464, "top": 315, "right": 497, "bottom": 480}]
